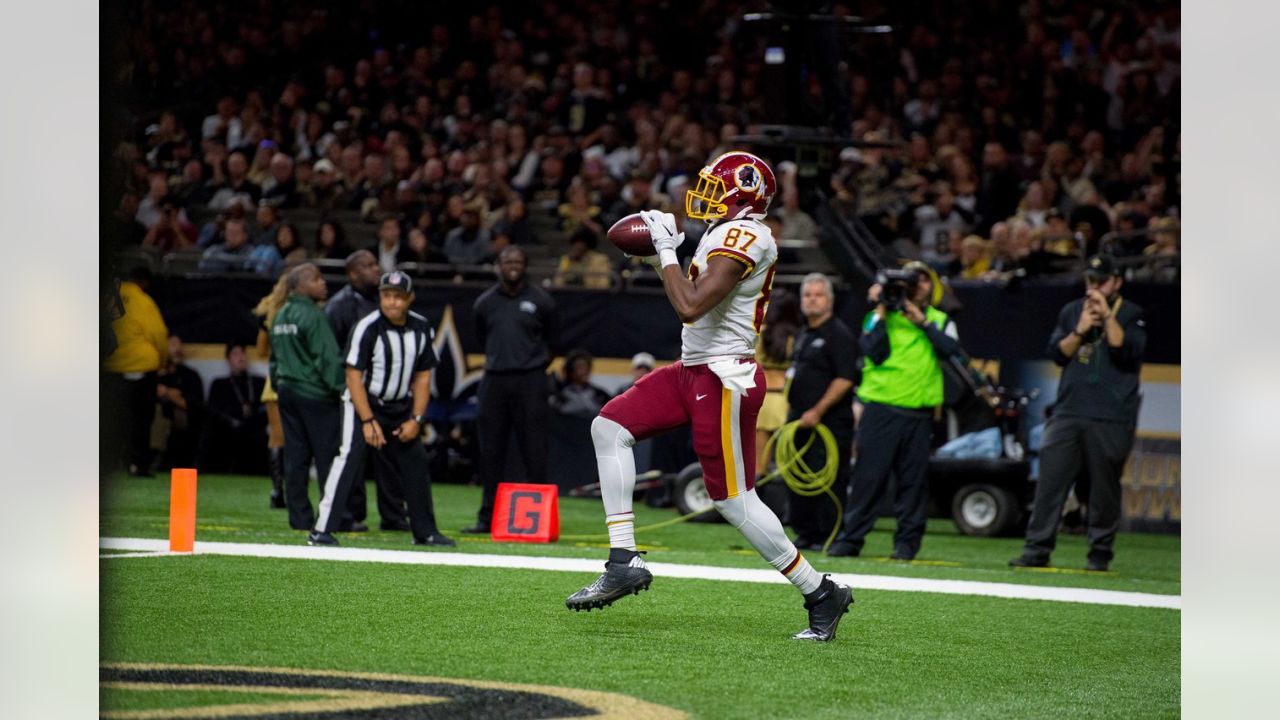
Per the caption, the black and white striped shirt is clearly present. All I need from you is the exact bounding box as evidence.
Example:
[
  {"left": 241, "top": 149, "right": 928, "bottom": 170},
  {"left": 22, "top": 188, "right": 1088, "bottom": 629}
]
[{"left": 346, "top": 309, "right": 437, "bottom": 404}]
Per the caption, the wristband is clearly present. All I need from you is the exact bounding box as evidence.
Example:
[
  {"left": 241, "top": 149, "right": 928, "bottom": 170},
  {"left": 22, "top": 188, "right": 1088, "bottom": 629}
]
[
  {"left": 361, "top": 417, "right": 376, "bottom": 425},
  {"left": 412, "top": 415, "right": 427, "bottom": 427},
  {"left": 658, "top": 248, "right": 679, "bottom": 268}
]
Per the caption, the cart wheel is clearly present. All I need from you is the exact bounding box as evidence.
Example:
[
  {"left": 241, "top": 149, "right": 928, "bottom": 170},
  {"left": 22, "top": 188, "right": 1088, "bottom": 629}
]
[
  {"left": 951, "top": 484, "right": 1020, "bottom": 537},
  {"left": 672, "top": 463, "right": 724, "bottom": 523}
]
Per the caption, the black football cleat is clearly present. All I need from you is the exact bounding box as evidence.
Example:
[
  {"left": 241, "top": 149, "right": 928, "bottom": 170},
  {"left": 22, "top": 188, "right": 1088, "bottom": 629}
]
[
  {"left": 306, "top": 531, "right": 339, "bottom": 546},
  {"left": 1009, "top": 554, "right": 1049, "bottom": 568},
  {"left": 413, "top": 533, "right": 457, "bottom": 547},
  {"left": 565, "top": 561, "right": 654, "bottom": 612},
  {"left": 792, "top": 576, "right": 854, "bottom": 641}
]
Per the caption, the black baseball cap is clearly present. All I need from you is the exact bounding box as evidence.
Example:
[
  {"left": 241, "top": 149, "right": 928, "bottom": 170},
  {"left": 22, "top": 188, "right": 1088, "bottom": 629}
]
[
  {"left": 379, "top": 271, "right": 413, "bottom": 293},
  {"left": 1084, "top": 255, "right": 1120, "bottom": 279}
]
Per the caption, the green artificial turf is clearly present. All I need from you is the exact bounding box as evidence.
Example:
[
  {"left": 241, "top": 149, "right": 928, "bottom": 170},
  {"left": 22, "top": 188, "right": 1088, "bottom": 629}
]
[
  {"left": 101, "top": 474, "right": 1181, "bottom": 595},
  {"left": 101, "top": 554, "right": 1179, "bottom": 719}
]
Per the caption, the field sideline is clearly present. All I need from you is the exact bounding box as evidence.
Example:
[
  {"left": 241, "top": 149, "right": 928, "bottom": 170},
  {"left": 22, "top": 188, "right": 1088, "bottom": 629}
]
[{"left": 101, "top": 475, "right": 1181, "bottom": 718}]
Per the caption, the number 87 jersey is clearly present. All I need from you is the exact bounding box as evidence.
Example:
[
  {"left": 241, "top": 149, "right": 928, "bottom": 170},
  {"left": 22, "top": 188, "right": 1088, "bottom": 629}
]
[{"left": 681, "top": 217, "right": 778, "bottom": 365}]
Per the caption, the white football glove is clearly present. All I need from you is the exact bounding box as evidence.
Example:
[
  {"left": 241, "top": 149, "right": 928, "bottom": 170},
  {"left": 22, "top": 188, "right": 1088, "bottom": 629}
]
[{"left": 640, "top": 210, "right": 685, "bottom": 256}]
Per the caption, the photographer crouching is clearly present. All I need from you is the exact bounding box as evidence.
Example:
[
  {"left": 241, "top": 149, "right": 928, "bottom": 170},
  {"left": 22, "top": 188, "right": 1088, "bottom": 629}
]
[{"left": 828, "top": 263, "right": 962, "bottom": 560}]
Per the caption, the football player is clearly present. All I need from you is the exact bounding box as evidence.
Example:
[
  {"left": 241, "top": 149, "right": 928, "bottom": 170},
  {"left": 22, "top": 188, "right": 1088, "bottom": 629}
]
[{"left": 566, "top": 152, "right": 854, "bottom": 641}]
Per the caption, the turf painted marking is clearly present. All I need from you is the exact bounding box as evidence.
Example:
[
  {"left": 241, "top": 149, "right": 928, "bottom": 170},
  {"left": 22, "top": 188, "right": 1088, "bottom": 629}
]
[{"left": 100, "top": 537, "right": 1180, "bottom": 610}]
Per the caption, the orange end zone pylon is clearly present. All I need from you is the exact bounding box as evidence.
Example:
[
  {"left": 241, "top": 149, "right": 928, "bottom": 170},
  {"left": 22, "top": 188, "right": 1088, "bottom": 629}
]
[{"left": 169, "top": 468, "right": 198, "bottom": 553}]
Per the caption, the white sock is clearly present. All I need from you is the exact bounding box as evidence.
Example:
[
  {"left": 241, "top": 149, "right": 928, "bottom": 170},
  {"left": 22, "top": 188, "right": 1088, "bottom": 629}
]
[
  {"left": 715, "top": 489, "right": 822, "bottom": 595},
  {"left": 592, "top": 416, "right": 637, "bottom": 551}
]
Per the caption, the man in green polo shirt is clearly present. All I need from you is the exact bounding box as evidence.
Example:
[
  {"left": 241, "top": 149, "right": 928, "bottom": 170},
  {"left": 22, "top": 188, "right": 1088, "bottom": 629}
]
[
  {"left": 828, "top": 264, "right": 962, "bottom": 560},
  {"left": 270, "top": 262, "right": 345, "bottom": 531}
]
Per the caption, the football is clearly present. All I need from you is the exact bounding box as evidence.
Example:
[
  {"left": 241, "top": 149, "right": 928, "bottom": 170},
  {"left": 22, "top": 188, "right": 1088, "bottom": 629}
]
[{"left": 606, "top": 212, "right": 655, "bottom": 256}]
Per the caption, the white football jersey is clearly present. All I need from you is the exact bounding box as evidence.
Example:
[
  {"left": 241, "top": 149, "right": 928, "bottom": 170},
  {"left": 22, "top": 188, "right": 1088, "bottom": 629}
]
[{"left": 681, "top": 218, "right": 779, "bottom": 365}]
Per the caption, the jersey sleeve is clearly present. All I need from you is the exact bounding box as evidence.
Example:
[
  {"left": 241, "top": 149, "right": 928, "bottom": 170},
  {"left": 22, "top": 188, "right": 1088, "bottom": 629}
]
[
  {"left": 413, "top": 325, "right": 438, "bottom": 373},
  {"left": 704, "top": 220, "right": 775, "bottom": 278},
  {"left": 346, "top": 312, "right": 380, "bottom": 371}
]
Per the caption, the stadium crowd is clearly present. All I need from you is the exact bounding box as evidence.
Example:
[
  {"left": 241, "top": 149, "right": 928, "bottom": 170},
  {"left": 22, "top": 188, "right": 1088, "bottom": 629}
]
[{"left": 109, "top": 0, "right": 1180, "bottom": 285}]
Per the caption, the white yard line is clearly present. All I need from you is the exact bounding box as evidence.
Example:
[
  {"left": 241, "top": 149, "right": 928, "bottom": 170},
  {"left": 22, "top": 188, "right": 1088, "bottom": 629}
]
[{"left": 99, "top": 537, "right": 1180, "bottom": 611}]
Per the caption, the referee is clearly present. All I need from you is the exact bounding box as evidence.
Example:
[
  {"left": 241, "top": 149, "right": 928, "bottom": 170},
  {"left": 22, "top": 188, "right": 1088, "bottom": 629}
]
[{"left": 308, "top": 271, "right": 454, "bottom": 547}]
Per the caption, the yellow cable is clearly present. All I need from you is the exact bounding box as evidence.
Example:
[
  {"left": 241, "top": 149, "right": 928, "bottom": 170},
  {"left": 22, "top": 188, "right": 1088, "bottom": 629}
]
[{"left": 560, "top": 421, "right": 842, "bottom": 548}]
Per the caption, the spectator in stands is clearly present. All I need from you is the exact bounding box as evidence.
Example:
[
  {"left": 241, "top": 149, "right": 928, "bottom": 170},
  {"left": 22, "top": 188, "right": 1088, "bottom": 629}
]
[
  {"left": 155, "top": 334, "right": 205, "bottom": 471},
  {"left": 207, "top": 150, "right": 261, "bottom": 210},
  {"left": 553, "top": 229, "right": 612, "bottom": 289},
  {"left": 492, "top": 194, "right": 537, "bottom": 246},
  {"left": 247, "top": 223, "right": 307, "bottom": 277},
  {"left": 558, "top": 181, "right": 604, "bottom": 237},
  {"left": 253, "top": 204, "right": 280, "bottom": 246},
  {"left": 549, "top": 349, "right": 612, "bottom": 420},
  {"left": 956, "top": 235, "right": 992, "bottom": 279},
  {"left": 915, "top": 182, "right": 972, "bottom": 269},
  {"left": 310, "top": 159, "right": 342, "bottom": 212},
  {"left": 201, "top": 344, "right": 268, "bottom": 474},
  {"left": 977, "top": 142, "right": 1020, "bottom": 235},
  {"left": 375, "top": 216, "right": 404, "bottom": 273},
  {"left": 397, "top": 227, "right": 441, "bottom": 270},
  {"left": 262, "top": 153, "right": 302, "bottom": 209},
  {"left": 1132, "top": 216, "right": 1180, "bottom": 283},
  {"left": 142, "top": 195, "right": 197, "bottom": 253},
  {"left": 113, "top": 192, "right": 147, "bottom": 247},
  {"left": 103, "top": 267, "right": 169, "bottom": 476},
  {"left": 135, "top": 174, "right": 170, "bottom": 229},
  {"left": 443, "top": 207, "right": 492, "bottom": 266},
  {"left": 200, "top": 217, "right": 254, "bottom": 272},
  {"left": 773, "top": 162, "right": 820, "bottom": 246},
  {"left": 314, "top": 218, "right": 352, "bottom": 260}
]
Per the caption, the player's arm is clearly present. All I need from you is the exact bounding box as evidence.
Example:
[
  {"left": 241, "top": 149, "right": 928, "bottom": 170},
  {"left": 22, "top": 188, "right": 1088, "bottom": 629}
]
[
  {"left": 659, "top": 255, "right": 742, "bottom": 324},
  {"left": 394, "top": 370, "right": 431, "bottom": 442},
  {"left": 346, "top": 366, "right": 385, "bottom": 448}
]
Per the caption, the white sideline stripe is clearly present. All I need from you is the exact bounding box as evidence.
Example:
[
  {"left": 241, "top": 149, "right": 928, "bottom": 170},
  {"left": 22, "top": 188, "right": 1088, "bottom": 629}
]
[
  {"left": 99, "top": 551, "right": 171, "bottom": 559},
  {"left": 99, "top": 537, "right": 1181, "bottom": 610}
]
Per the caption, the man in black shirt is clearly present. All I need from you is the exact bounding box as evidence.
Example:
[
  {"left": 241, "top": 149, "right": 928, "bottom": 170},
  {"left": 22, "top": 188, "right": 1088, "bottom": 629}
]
[
  {"left": 308, "top": 271, "right": 453, "bottom": 547},
  {"left": 464, "top": 246, "right": 557, "bottom": 534},
  {"left": 786, "top": 274, "right": 858, "bottom": 550},
  {"left": 155, "top": 335, "right": 205, "bottom": 470},
  {"left": 325, "top": 248, "right": 405, "bottom": 531},
  {"left": 1012, "top": 255, "right": 1146, "bottom": 572},
  {"left": 201, "top": 344, "right": 267, "bottom": 473}
]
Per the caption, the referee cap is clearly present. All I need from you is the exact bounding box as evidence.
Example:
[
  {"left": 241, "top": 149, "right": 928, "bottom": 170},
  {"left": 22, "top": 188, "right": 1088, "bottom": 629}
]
[{"left": 379, "top": 271, "right": 413, "bottom": 293}]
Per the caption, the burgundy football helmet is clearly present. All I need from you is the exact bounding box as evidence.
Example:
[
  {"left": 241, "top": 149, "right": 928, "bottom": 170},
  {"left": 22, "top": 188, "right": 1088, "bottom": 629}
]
[{"left": 685, "top": 151, "right": 777, "bottom": 223}]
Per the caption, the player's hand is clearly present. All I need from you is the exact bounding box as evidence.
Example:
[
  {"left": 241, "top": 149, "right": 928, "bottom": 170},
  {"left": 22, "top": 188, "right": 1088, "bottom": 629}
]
[
  {"left": 640, "top": 210, "right": 684, "bottom": 255},
  {"left": 363, "top": 420, "right": 386, "bottom": 448},
  {"left": 798, "top": 409, "right": 821, "bottom": 429},
  {"left": 902, "top": 300, "right": 926, "bottom": 325},
  {"left": 393, "top": 418, "right": 420, "bottom": 443}
]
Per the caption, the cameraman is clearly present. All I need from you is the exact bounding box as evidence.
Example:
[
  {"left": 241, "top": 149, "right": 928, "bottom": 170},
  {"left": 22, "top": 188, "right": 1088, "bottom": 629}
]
[
  {"left": 828, "top": 263, "right": 961, "bottom": 560},
  {"left": 1011, "top": 255, "right": 1145, "bottom": 572}
]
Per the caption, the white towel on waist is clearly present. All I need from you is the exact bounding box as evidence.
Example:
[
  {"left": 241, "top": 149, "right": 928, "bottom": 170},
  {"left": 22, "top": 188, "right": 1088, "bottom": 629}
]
[{"left": 708, "top": 360, "right": 757, "bottom": 396}]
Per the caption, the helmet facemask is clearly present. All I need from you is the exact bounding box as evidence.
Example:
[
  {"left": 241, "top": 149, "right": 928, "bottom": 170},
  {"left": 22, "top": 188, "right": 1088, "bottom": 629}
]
[{"left": 685, "top": 169, "right": 728, "bottom": 221}]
